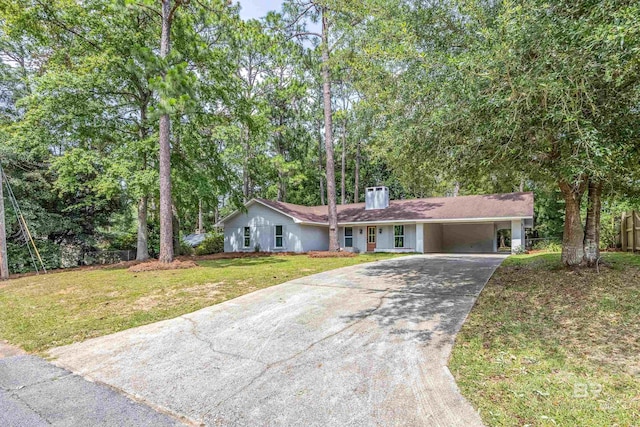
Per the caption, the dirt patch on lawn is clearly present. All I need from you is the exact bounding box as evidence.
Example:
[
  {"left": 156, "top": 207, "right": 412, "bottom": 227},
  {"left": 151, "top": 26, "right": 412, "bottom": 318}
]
[
  {"left": 308, "top": 251, "right": 356, "bottom": 258},
  {"left": 131, "top": 281, "right": 224, "bottom": 312},
  {"left": 0, "top": 340, "right": 25, "bottom": 359},
  {"left": 128, "top": 260, "right": 198, "bottom": 272}
]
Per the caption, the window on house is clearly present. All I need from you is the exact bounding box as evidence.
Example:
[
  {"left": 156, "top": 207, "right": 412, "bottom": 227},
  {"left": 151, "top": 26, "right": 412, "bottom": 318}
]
[
  {"left": 275, "top": 225, "right": 284, "bottom": 248},
  {"left": 243, "top": 227, "right": 250, "bottom": 248},
  {"left": 344, "top": 227, "right": 353, "bottom": 247},
  {"left": 394, "top": 225, "right": 404, "bottom": 248}
]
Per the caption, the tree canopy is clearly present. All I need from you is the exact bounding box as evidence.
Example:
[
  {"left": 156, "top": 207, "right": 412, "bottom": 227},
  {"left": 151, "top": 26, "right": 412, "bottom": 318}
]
[{"left": 0, "top": 0, "right": 638, "bottom": 273}]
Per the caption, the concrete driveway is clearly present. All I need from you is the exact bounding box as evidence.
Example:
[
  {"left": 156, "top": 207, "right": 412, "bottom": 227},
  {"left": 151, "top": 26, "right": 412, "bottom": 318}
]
[{"left": 50, "top": 254, "right": 505, "bottom": 426}]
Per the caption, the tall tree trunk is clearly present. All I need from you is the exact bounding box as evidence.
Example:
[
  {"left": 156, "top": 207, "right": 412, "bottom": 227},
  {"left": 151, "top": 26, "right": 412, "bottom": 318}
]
[
  {"left": 136, "top": 195, "right": 149, "bottom": 261},
  {"left": 278, "top": 178, "right": 286, "bottom": 201},
  {"left": 172, "top": 203, "right": 180, "bottom": 256},
  {"left": 136, "top": 102, "right": 150, "bottom": 261},
  {"left": 149, "top": 197, "right": 157, "bottom": 224},
  {"left": 158, "top": 0, "right": 174, "bottom": 263},
  {"left": 341, "top": 121, "right": 346, "bottom": 205},
  {"left": 197, "top": 199, "right": 204, "bottom": 234},
  {"left": 354, "top": 139, "right": 360, "bottom": 203},
  {"left": 318, "top": 122, "right": 325, "bottom": 205},
  {"left": 559, "top": 178, "right": 587, "bottom": 267},
  {"left": 584, "top": 180, "right": 603, "bottom": 266},
  {"left": 277, "top": 169, "right": 286, "bottom": 202},
  {"left": 321, "top": 8, "right": 339, "bottom": 251},
  {"left": 242, "top": 126, "right": 252, "bottom": 202},
  {"left": 275, "top": 124, "right": 286, "bottom": 202},
  {"left": 0, "top": 166, "right": 8, "bottom": 279}
]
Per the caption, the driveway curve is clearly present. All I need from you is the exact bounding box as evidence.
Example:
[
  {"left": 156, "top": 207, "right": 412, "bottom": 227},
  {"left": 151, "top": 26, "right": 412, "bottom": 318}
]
[{"left": 50, "top": 254, "right": 505, "bottom": 427}]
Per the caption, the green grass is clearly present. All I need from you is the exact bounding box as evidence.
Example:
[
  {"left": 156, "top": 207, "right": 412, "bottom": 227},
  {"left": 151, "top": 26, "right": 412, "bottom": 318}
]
[
  {"left": 0, "top": 253, "right": 405, "bottom": 353},
  {"left": 450, "top": 252, "right": 640, "bottom": 426}
]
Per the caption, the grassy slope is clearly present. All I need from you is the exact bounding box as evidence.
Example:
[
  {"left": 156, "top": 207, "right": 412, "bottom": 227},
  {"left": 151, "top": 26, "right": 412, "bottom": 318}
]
[
  {"left": 450, "top": 252, "right": 640, "bottom": 426},
  {"left": 0, "top": 253, "right": 404, "bottom": 353}
]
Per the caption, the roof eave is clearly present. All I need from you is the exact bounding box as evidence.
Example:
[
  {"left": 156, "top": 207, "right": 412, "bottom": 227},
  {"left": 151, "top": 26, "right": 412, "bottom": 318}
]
[{"left": 337, "top": 215, "right": 533, "bottom": 226}]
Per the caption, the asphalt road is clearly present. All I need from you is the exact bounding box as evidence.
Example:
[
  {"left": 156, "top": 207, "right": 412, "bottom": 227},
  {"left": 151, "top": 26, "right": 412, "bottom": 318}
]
[
  {"left": 49, "top": 254, "right": 506, "bottom": 426},
  {"left": 0, "top": 355, "right": 181, "bottom": 427}
]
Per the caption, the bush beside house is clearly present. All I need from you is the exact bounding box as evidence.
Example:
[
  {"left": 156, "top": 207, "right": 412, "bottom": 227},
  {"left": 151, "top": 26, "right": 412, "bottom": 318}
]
[{"left": 195, "top": 234, "right": 224, "bottom": 256}]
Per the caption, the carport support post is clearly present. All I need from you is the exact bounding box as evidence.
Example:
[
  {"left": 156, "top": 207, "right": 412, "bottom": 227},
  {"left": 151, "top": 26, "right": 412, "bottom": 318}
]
[
  {"left": 0, "top": 166, "right": 8, "bottom": 280},
  {"left": 416, "top": 223, "right": 424, "bottom": 253},
  {"left": 511, "top": 219, "right": 524, "bottom": 253}
]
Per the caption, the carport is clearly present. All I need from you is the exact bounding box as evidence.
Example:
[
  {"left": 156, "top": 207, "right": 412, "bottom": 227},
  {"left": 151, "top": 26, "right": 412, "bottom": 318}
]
[{"left": 418, "top": 218, "right": 531, "bottom": 254}]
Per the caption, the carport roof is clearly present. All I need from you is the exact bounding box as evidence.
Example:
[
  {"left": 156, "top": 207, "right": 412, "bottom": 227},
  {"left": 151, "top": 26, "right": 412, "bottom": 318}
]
[{"left": 227, "top": 192, "right": 534, "bottom": 225}]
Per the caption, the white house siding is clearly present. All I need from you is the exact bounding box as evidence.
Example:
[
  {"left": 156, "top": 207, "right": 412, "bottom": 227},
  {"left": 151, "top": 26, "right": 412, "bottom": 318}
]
[
  {"left": 376, "top": 224, "right": 416, "bottom": 251},
  {"left": 338, "top": 226, "right": 366, "bottom": 252},
  {"left": 223, "top": 203, "right": 329, "bottom": 252},
  {"left": 339, "top": 224, "right": 416, "bottom": 253},
  {"left": 298, "top": 225, "right": 330, "bottom": 251},
  {"left": 511, "top": 219, "right": 525, "bottom": 253},
  {"left": 441, "top": 223, "right": 495, "bottom": 253}
]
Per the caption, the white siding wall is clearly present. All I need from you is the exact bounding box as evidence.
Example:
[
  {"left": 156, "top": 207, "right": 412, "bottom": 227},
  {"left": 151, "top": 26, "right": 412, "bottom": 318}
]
[
  {"left": 353, "top": 226, "right": 367, "bottom": 252},
  {"left": 299, "top": 225, "right": 330, "bottom": 251},
  {"left": 338, "top": 226, "right": 367, "bottom": 252},
  {"left": 339, "top": 224, "right": 416, "bottom": 252},
  {"left": 511, "top": 219, "right": 525, "bottom": 253},
  {"left": 223, "top": 203, "right": 329, "bottom": 252},
  {"left": 376, "top": 224, "right": 415, "bottom": 250},
  {"left": 442, "top": 223, "right": 495, "bottom": 253}
]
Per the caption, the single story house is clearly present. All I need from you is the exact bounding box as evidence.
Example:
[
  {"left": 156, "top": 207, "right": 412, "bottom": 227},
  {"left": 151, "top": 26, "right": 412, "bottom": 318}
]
[{"left": 216, "top": 187, "right": 533, "bottom": 254}]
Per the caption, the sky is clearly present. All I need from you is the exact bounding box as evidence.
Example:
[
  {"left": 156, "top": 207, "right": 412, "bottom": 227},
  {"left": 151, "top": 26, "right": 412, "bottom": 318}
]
[{"left": 237, "top": 0, "right": 285, "bottom": 20}]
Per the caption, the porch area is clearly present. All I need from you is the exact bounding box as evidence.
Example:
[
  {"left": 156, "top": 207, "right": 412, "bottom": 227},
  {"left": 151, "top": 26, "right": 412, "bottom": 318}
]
[{"left": 339, "top": 219, "right": 529, "bottom": 254}]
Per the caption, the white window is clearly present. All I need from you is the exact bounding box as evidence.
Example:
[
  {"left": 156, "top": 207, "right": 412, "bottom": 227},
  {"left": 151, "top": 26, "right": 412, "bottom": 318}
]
[
  {"left": 394, "top": 225, "right": 404, "bottom": 248},
  {"left": 243, "top": 227, "right": 251, "bottom": 248},
  {"left": 344, "top": 227, "right": 353, "bottom": 247},
  {"left": 275, "top": 225, "right": 284, "bottom": 248}
]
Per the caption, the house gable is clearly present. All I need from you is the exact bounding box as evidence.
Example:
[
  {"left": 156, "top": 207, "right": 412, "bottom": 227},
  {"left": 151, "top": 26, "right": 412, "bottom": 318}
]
[{"left": 222, "top": 201, "right": 329, "bottom": 252}]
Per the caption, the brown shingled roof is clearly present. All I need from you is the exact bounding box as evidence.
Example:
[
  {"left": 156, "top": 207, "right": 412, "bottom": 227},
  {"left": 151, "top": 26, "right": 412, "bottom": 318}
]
[{"left": 254, "top": 192, "right": 533, "bottom": 224}]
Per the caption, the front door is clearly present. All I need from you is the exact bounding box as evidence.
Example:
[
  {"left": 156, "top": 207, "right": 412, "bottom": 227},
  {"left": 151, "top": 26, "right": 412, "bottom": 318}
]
[{"left": 367, "top": 226, "right": 377, "bottom": 252}]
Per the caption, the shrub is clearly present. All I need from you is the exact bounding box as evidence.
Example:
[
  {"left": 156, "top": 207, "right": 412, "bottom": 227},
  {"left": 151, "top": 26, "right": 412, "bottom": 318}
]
[
  {"left": 107, "top": 231, "right": 137, "bottom": 251},
  {"left": 7, "top": 241, "right": 61, "bottom": 274},
  {"left": 532, "top": 239, "right": 562, "bottom": 252},
  {"left": 195, "top": 234, "right": 224, "bottom": 256},
  {"left": 177, "top": 239, "right": 194, "bottom": 256}
]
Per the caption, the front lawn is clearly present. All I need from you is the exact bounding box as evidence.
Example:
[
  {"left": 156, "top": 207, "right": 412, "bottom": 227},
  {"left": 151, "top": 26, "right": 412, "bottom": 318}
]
[
  {"left": 450, "top": 252, "right": 640, "bottom": 426},
  {"left": 0, "top": 253, "right": 405, "bottom": 353}
]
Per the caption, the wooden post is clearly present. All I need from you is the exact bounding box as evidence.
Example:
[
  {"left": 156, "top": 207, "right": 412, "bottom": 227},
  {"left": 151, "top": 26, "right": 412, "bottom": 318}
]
[
  {"left": 0, "top": 168, "right": 9, "bottom": 280},
  {"left": 621, "top": 212, "right": 627, "bottom": 252},
  {"left": 634, "top": 210, "right": 639, "bottom": 252}
]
